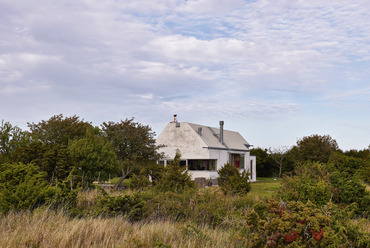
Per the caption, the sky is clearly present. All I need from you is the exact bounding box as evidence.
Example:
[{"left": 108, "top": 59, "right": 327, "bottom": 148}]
[{"left": 0, "top": 0, "right": 369, "bottom": 151}]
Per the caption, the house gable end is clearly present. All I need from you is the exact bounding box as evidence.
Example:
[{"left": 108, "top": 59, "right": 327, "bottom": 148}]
[{"left": 156, "top": 122, "right": 209, "bottom": 160}]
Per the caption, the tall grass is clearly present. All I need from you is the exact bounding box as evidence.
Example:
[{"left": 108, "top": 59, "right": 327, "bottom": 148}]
[{"left": 0, "top": 208, "right": 242, "bottom": 248}]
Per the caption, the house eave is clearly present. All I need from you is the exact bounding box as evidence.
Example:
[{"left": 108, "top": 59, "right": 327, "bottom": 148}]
[{"left": 203, "top": 146, "right": 249, "bottom": 152}]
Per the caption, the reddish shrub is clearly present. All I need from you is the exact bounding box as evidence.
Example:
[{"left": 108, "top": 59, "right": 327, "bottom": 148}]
[
  {"left": 283, "top": 231, "right": 299, "bottom": 242},
  {"left": 311, "top": 228, "right": 324, "bottom": 241}
]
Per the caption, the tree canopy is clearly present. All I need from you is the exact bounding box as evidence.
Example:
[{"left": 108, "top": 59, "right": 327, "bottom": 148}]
[{"left": 102, "top": 118, "right": 163, "bottom": 189}]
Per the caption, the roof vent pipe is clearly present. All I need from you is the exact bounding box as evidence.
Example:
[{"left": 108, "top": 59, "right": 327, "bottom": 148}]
[
  {"left": 219, "top": 121, "right": 224, "bottom": 144},
  {"left": 198, "top": 127, "right": 202, "bottom": 136}
]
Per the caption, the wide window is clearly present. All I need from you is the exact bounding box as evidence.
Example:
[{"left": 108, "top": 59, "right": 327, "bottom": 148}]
[{"left": 188, "top": 160, "right": 216, "bottom": 171}]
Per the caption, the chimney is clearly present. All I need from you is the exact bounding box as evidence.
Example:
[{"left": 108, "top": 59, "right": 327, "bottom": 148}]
[
  {"left": 219, "top": 121, "right": 224, "bottom": 144},
  {"left": 198, "top": 127, "right": 202, "bottom": 136}
]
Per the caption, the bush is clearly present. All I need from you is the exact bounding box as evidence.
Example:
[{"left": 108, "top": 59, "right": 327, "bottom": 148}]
[
  {"left": 279, "top": 162, "right": 332, "bottom": 205},
  {"left": 242, "top": 198, "right": 369, "bottom": 247},
  {"left": 330, "top": 171, "right": 369, "bottom": 216},
  {"left": 218, "top": 163, "right": 251, "bottom": 195},
  {"left": 130, "top": 172, "right": 151, "bottom": 190},
  {"left": 155, "top": 150, "right": 195, "bottom": 192},
  {"left": 96, "top": 192, "right": 145, "bottom": 221},
  {"left": 0, "top": 162, "right": 54, "bottom": 213}
]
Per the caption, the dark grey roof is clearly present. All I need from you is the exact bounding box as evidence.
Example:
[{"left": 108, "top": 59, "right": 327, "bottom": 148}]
[{"left": 187, "top": 122, "right": 250, "bottom": 151}]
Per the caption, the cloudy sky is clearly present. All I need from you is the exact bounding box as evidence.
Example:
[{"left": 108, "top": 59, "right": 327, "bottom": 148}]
[{"left": 1, "top": 0, "right": 369, "bottom": 150}]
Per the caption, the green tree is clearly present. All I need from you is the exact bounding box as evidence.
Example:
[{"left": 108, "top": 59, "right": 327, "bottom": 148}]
[
  {"left": 0, "top": 162, "right": 53, "bottom": 213},
  {"left": 293, "top": 134, "right": 339, "bottom": 163},
  {"left": 250, "top": 147, "right": 275, "bottom": 177},
  {"left": 218, "top": 162, "right": 251, "bottom": 195},
  {"left": 102, "top": 118, "right": 163, "bottom": 190},
  {"left": 28, "top": 114, "right": 93, "bottom": 146},
  {"left": 0, "top": 120, "right": 31, "bottom": 164},
  {"left": 68, "top": 129, "right": 119, "bottom": 188},
  {"left": 18, "top": 114, "right": 94, "bottom": 183},
  {"left": 268, "top": 146, "right": 290, "bottom": 178},
  {"left": 16, "top": 141, "right": 70, "bottom": 183},
  {"left": 155, "top": 149, "right": 195, "bottom": 192}
]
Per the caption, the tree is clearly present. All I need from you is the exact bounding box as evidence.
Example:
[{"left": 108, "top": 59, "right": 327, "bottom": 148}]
[
  {"left": 68, "top": 129, "right": 119, "bottom": 188},
  {"left": 218, "top": 162, "right": 251, "bottom": 195},
  {"left": 155, "top": 149, "right": 195, "bottom": 192},
  {"left": 0, "top": 120, "right": 31, "bottom": 164},
  {"left": 102, "top": 118, "right": 163, "bottom": 190},
  {"left": 294, "top": 134, "right": 339, "bottom": 163},
  {"left": 19, "top": 114, "right": 94, "bottom": 183},
  {"left": 250, "top": 147, "right": 275, "bottom": 177},
  {"left": 268, "top": 146, "right": 290, "bottom": 178},
  {"left": 28, "top": 114, "right": 93, "bottom": 146}
]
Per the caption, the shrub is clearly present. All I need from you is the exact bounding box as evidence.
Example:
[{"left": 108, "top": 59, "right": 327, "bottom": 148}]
[
  {"left": 130, "top": 172, "right": 151, "bottom": 190},
  {"left": 242, "top": 198, "right": 369, "bottom": 247},
  {"left": 279, "top": 162, "right": 332, "bottom": 205},
  {"left": 0, "top": 162, "right": 54, "bottom": 213},
  {"left": 218, "top": 163, "right": 251, "bottom": 195},
  {"left": 330, "top": 171, "right": 369, "bottom": 216},
  {"left": 96, "top": 192, "right": 145, "bottom": 220},
  {"left": 155, "top": 150, "right": 195, "bottom": 192}
]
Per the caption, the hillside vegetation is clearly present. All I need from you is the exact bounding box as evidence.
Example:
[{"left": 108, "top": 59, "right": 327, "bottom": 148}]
[{"left": 0, "top": 115, "right": 369, "bottom": 247}]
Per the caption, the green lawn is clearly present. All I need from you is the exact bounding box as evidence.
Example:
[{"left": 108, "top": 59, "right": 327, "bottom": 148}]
[{"left": 250, "top": 177, "right": 282, "bottom": 199}]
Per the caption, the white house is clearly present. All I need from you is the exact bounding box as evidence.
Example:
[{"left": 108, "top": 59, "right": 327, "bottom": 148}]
[{"left": 156, "top": 117, "right": 257, "bottom": 182}]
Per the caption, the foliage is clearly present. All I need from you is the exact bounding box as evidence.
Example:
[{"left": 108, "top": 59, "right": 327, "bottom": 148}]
[
  {"left": 16, "top": 141, "right": 71, "bottom": 183},
  {"left": 218, "top": 162, "right": 251, "bottom": 195},
  {"left": 0, "top": 120, "right": 31, "bottom": 164},
  {"left": 0, "top": 162, "right": 54, "bottom": 213},
  {"left": 250, "top": 148, "right": 275, "bottom": 177},
  {"left": 268, "top": 146, "right": 290, "bottom": 178},
  {"left": 102, "top": 118, "right": 163, "bottom": 189},
  {"left": 330, "top": 171, "right": 369, "bottom": 216},
  {"left": 344, "top": 148, "right": 370, "bottom": 161},
  {"left": 329, "top": 151, "right": 370, "bottom": 183},
  {"left": 155, "top": 150, "right": 195, "bottom": 192},
  {"left": 293, "top": 134, "right": 339, "bottom": 163},
  {"left": 68, "top": 129, "right": 119, "bottom": 188},
  {"left": 280, "top": 160, "right": 370, "bottom": 216},
  {"left": 138, "top": 187, "right": 256, "bottom": 226},
  {"left": 27, "top": 114, "right": 93, "bottom": 146},
  {"left": 242, "top": 198, "right": 369, "bottom": 248},
  {"left": 130, "top": 171, "right": 151, "bottom": 190},
  {"left": 96, "top": 192, "right": 145, "bottom": 220},
  {"left": 279, "top": 162, "right": 332, "bottom": 205}
]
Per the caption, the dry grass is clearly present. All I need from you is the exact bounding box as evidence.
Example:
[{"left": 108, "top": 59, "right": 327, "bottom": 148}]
[{"left": 0, "top": 208, "right": 242, "bottom": 248}]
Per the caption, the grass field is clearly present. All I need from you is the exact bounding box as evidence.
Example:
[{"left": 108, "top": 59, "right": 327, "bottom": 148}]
[
  {"left": 1, "top": 177, "right": 369, "bottom": 248},
  {"left": 249, "top": 177, "right": 281, "bottom": 199},
  {"left": 0, "top": 178, "right": 282, "bottom": 248}
]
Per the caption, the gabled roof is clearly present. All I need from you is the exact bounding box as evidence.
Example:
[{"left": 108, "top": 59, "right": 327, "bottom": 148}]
[{"left": 187, "top": 122, "right": 250, "bottom": 151}]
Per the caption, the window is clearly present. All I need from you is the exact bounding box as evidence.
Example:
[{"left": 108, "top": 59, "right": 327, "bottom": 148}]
[
  {"left": 188, "top": 160, "right": 216, "bottom": 171},
  {"left": 230, "top": 153, "right": 245, "bottom": 169}
]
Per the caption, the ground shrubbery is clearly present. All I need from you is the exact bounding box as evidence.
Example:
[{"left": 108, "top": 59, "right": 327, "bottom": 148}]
[
  {"left": 279, "top": 161, "right": 370, "bottom": 217},
  {"left": 0, "top": 162, "right": 54, "bottom": 213},
  {"left": 243, "top": 198, "right": 369, "bottom": 247},
  {"left": 218, "top": 162, "right": 251, "bottom": 195}
]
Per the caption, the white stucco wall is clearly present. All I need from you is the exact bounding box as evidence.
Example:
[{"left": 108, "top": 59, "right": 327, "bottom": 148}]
[
  {"left": 209, "top": 149, "right": 229, "bottom": 170},
  {"left": 250, "top": 155, "right": 257, "bottom": 181},
  {"left": 188, "top": 170, "right": 219, "bottom": 180},
  {"left": 156, "top": 122, "right": 210, "bottom": 160}
]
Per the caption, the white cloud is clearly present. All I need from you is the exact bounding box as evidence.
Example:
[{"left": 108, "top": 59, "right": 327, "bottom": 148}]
[{"left": 0, "top": 0, "right": 369, "bottom": 149}]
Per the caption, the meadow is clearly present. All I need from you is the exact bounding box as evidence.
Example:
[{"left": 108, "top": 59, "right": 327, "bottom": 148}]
[
  {"left": 0, "top": 179, "right": 279, "bottom": 248},
  {"left": 1, "top": 177, "right": 369, "bottom": 248}
]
